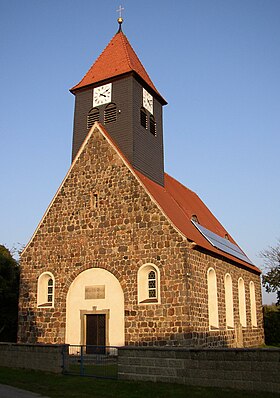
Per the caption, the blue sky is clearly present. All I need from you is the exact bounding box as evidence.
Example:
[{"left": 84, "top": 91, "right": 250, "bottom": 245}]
[{"left": 0, "top": 0, "right": 279, "bottom": 304}]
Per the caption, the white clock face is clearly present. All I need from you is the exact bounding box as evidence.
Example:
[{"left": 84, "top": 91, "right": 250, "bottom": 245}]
[
  {"left": 143, "top": 88, "right": 153, "bottom": 114},
  {"left": 93, "top": 83, "right": 112, "bottom": 106}
]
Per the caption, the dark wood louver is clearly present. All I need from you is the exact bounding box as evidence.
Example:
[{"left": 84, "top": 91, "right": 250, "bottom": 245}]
[
  {"left": 104, "top": 103, "right": 117, "bottom": 124},
  {"left": 150, "top": 115, "right": 156, "bottom": 136},
  {"left": 140, "top": 107, "right": 148, "bottom": 129},
  {"left": 87, "top": 108, "right": 99, "bottom": 129}
]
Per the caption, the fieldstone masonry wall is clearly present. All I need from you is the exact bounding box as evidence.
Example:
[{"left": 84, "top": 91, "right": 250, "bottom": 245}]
[
  {"left": 18, "top": 125, "right": 264, "bottom": 347},
  {"left": 0, "top": 343, "right": 66, "bottom": 373},
  {"left": 118, "top": 346, "right": 280, "bottom": 393}
]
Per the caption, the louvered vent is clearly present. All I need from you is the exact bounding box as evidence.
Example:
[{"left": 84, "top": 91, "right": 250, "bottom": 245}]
[
  {"left": 150, "top": 115, "right": 156, "bottom": 136},
  {"left": 87, "top": 108, "right": 99, "bottom": 129},
  {"left": 140, "top": 108, "right": 148, "bottom": 129},
  {"left": 104, "top": 103, "right": 117, "bottom": 124}
]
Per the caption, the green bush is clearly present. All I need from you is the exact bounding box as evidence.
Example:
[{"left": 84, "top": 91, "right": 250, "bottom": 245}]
[
  {"left": 0, "top": 245, "right": 20, "bottom": 342},
  {"left": 263, "top": 305, "right": 280, "bottom": 346}
]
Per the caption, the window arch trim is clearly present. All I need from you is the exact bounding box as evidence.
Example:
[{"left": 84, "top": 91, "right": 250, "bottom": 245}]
[
  {"left": 37, "top": 272, "right": 55, "bottom": 308},
  {"left": 224, "top": 273, "right": 234, "bottom": 329},
  {"left": 137, "top": 263, "right": 161, "bottom": 304},
  {"left": 207, "top": 267, "right": 219, "bottom": 330},
  {"left": 238, "top": 277, "right": 247, "bottom": 327},
  {"left": 249, "top": 281, "right": 257, "bottom": 327}
]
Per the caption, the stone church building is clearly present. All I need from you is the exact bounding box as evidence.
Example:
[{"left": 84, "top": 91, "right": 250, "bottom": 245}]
[{"left": 18, "top": 21, "right": 264, "bottom": 348}]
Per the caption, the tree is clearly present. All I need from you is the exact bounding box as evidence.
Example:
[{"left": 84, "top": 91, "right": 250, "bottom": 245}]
[
  {"left": 0, "top": 245, "right": 20, "bottom": 342},
  {"left": 260, "top": 240, "right": 280, "bottom": 306}
]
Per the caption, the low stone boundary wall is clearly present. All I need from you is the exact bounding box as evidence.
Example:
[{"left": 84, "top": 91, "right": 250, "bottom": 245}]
[
  {"left": 118, "top": 346, "right": 280, "bottom": 393},
  {"left": 0, "top": 343, "right": 67, "bottom": 373}
]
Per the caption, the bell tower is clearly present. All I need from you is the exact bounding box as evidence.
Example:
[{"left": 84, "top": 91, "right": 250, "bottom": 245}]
[{"left": 70, "top": 18, "right": 167, "bottom": 186}]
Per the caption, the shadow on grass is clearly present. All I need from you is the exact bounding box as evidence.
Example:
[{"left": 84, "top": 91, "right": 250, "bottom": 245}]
[{"left": 0, "top": 367, "right": 278, "bottom": 398}]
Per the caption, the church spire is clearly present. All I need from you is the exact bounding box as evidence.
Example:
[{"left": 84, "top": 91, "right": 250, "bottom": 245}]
[
  {"left": 70, "top": 27, "right": 166, "bottom": 104},
  {"left": 71, "top": 17, "right": 166, "bottom": 185}
]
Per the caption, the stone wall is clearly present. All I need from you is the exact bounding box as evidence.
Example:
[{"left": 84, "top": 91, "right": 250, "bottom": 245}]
[
  {"left": 118, "top": 346, "right": 280, "bottom": 393},
  {"left": 0, "top": 343, "right": 66, "bottom": 373},
  {"left": 187, "top": 248, "right": 264, "bottom": 348},
  {"left": 18, "top": 125, "right": 264, "bottom": 348}
]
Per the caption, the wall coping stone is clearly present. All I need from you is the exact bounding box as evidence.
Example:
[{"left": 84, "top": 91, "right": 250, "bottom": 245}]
[{"left": 119, "top": 346, "right": 280, "bottom": 353}]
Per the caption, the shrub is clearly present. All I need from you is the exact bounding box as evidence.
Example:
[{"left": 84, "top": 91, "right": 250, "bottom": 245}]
[{"left": 263, "top": 305, "right": 280, "bottom": 346}]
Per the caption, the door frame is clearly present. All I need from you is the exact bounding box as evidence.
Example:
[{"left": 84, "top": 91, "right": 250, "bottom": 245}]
[{"left": 80, "top": 307, "right": 110, "bottom": 346}]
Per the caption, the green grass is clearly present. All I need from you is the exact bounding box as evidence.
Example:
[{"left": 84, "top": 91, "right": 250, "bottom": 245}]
[
  {"left": 0, "top": 366, "right": 278, "bottom": 398},
  {"left": 67, "top": 362, "right": 117, "bottom": 378}
]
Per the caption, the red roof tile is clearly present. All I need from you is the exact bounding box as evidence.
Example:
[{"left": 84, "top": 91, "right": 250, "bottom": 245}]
[
  {"left": 97, "top": 123, "right": 260, "bottom": 274},
  {"left": 70, "top": 31, "right": 166, "bottom": 103},
  {"left": 135, "top": 171, "right": 261, "bottom": 273}
]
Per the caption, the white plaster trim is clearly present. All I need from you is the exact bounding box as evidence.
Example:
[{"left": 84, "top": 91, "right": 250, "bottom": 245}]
[
  {"left": 37, "top": 271, "right": 55, "bottom": 308},
  {"left": 137, "top": 263, "right": 161, "bottom": 304}
]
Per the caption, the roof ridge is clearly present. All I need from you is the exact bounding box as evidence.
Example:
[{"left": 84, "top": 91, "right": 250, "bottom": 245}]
[
  {"left": 120, "top": 32, "right": 158, "bottom": 93},
  {"left": 71, "top": 33, "right": 118, "bottom": 91},
  {"left": 120, "top": 32, "right": 132, "bottom": 71},
  {"left": 70, "top": 30, "right": 166, "bottom": 102}
]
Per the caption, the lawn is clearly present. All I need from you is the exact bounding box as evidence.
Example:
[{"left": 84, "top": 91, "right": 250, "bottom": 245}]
[{"left": 0, "top": 366, "right": 278, "bottom": 398}]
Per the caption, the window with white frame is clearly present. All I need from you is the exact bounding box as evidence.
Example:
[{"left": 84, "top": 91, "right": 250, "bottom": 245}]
[
  {"left": 207, "top": 267, "right": 219, "bottom": 329},
  {"left": 238, "top": 277, "right": 247, "bottom": 327},
  {"left": 224, "top": 273, "right": 234, "bottom": 329},
  {"left": 138, "top": 264, "right": 160, "bottom": 304},
  {"left": 37, "top": 272, "right": 55, "bottom": 307},
  {"left": 249, "top": 281, "right": 257, "bottom": 327}
]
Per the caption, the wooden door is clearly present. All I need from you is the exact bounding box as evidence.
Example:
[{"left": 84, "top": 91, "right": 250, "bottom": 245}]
[{"left": 86, "top": 314, "right": 106, "bottom": 354}]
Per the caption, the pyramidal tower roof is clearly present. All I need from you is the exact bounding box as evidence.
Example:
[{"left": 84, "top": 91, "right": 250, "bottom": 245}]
[{"left": 70, "top": 30, "right": 166, "bottom": 103}]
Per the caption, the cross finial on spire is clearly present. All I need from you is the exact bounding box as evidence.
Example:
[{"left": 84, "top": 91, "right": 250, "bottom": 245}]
[
  {"left": 116, "top": 5, "right": 124, "bottom": 32},
  {"left": 117, "top": 5, "right": 124, "bottom": 18}
]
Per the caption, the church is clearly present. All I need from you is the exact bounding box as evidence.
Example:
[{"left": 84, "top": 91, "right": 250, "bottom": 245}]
[{"left": 18, "top": 18, "right": 264, "bottom": 348}]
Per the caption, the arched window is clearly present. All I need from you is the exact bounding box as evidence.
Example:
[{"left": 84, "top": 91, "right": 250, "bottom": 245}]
[
  {"left": 148, "top": 270, "right": 156, "bottom": 298},
  {"left": 104, "top": 103, "right": 117, "bottom": 124},
  {"left": 138, "top": 264, "right": 160, "bottom": 304},
  {"left": 140, "top": 107, "right": 148, "bottom": 129},
  {"left": 87, "top": 108, "right": 99, "bottom": 129},
  {"left": 37, "top": 272, "right": 55, "bottom": 307},
  {"left": 249, "top": 281, "right": 257, "bottom": 327},
  {"left": 47, "top": 279, "right": 54, "bottom": 303},
  {"left": 207, "top": 268, "right": 219, "bottom": 329},
  {"left": 224, "top": 274, "right": 234, "bottom": 329},
  {"left": 150, "top": 115, "right": 156, "bottom": 136},
  {"left": 238, "top": 277, "right": 247, "bottom": 327}
]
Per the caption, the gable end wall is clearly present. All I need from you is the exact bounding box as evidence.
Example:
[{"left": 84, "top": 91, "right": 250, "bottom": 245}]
[{"left": 18, "top": 126, "right": 263, "bottom": 347}]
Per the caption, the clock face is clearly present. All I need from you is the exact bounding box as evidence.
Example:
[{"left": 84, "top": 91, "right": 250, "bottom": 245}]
[
  {"left": 143, "top": 88, "right": 153, "bottom": 114},
  {"left": 93, "top": 83, "right": 112, "bottom": 107}
]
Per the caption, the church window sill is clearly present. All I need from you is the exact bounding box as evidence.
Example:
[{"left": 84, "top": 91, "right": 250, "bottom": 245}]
[{"left": 139, "top": 298, "right": 158, "bottom": 304}]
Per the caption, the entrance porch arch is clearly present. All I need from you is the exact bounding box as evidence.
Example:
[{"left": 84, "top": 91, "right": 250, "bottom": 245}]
[{"left": 66, "top": 268, "right": 124, "bottom": 346}]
